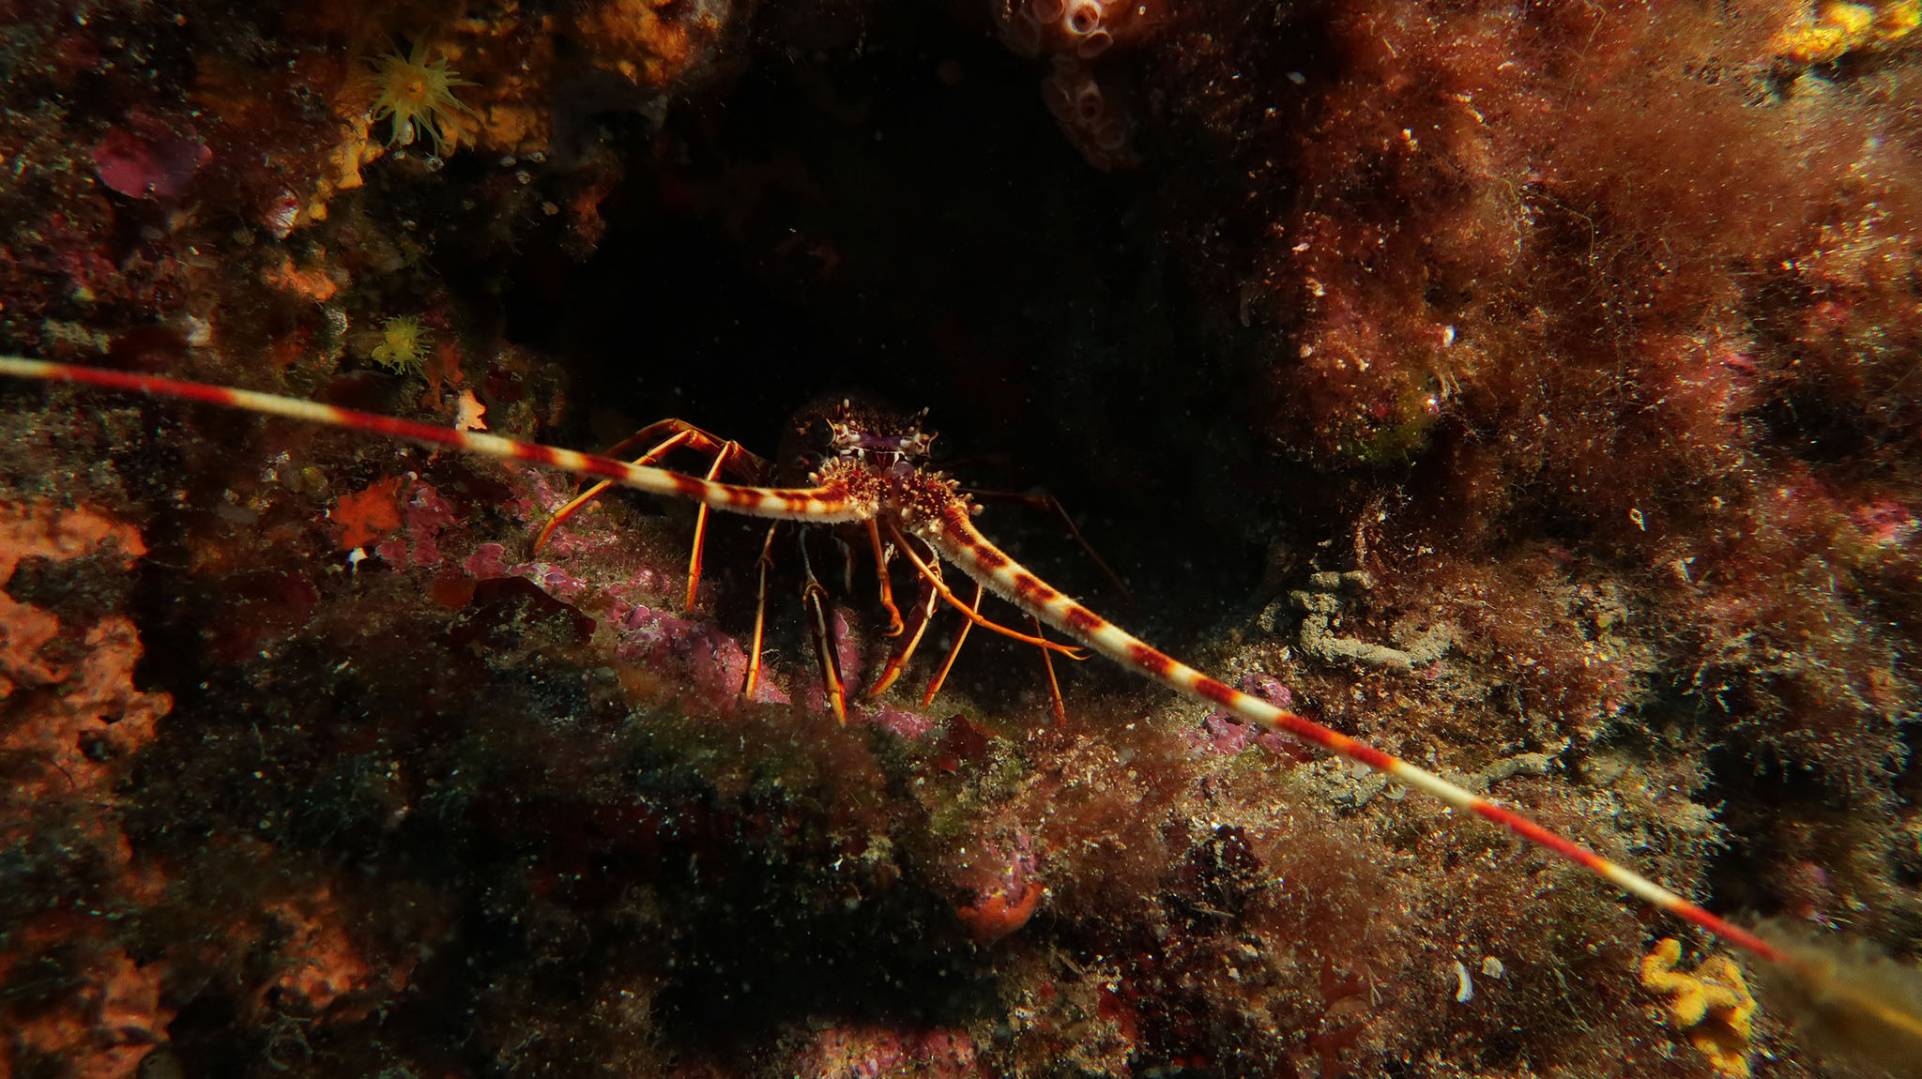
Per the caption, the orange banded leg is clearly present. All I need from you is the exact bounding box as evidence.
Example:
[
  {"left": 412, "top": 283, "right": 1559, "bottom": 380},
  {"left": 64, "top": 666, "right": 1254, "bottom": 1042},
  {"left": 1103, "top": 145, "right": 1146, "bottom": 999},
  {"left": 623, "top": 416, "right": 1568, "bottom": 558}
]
[
  {"left": 866, "top": 537, "right": 943, "bottom": 699},
  {"left": 532, "top": 419, "right": 769, "bottom": 556},
  {"left": 913, "top": 590, "right": 1069, "bottom": 721},
  {"left": 1029, "top": 615, "right": 1066, "bottom": 723},
  {"left": 886, "top": 521, "right": 1084, "bottom": 658},
  {"left": 598, "top": 419, "right": 770, "bottom": 473},
  {"left": 532, "top": 428, "right": 698, "bottom": 554},
  {"left": 866, "top": 519, "right": 904, "bottom": 636},
  {"left": 683, "top": 441, "right": 746, "bottom": 609},
  {"left": 741, "top": 522, "right": 782, "bottom": 703},
  {"left": 923, "top": 581, "right": 984, "bottom": 707},
  {"left": 798, "top": 531, "right": 849, "bottom": 724}
]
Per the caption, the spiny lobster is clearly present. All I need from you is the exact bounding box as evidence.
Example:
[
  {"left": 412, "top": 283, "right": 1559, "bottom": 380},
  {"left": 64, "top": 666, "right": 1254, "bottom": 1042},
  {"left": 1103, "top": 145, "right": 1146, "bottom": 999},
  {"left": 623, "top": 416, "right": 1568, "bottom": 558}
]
[{"left": 2, "top": 353, "right": 1917, "bottom": 1045}]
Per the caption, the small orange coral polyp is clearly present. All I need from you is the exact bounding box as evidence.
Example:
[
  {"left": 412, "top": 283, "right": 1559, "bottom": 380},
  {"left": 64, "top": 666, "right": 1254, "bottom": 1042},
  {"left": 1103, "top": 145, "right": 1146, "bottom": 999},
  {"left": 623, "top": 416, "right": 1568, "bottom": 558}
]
[
  {"left": 334, "top": 476, "right": 406, "bottom": 550},
  {"left": 956, "top": 880, "right": 1042, "bottom": 943}
]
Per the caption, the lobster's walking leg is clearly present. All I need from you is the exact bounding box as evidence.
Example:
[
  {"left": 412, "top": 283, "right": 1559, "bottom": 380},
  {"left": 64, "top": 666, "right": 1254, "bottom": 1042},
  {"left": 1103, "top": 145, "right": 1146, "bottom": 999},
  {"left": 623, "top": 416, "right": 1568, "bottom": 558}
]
[
  {"left": 741, "top": 522, "right": 782, "bottom": 702},
  {"left": 865, "top": 519, "right": 905, "bottom": 636},
  {"left": 533, "top": 429, "right": 696, "bottom": 554},
  {"left": 866, "top": 538, "right": 942, "bottom": 699},
  {"left": 684, "top": 442, "right": 746, "bottom": 608},
  {"left": 1029, "top": 615, "right": 1067, "bottom": 724},
  {"left": 924, "top": 581, "right": 984, "bottom": 707},
  {"left": 797, "top": 530, "right": 849, "bottom": 724},
  {"left": 887, "top": 521, "right": 1083, "bottom": 657},
  {"left": 600, "top": 419, "right": 772, "bottom": 474},
  {"left": 531, "top": 419, "right": 770, "bottom": 555}
]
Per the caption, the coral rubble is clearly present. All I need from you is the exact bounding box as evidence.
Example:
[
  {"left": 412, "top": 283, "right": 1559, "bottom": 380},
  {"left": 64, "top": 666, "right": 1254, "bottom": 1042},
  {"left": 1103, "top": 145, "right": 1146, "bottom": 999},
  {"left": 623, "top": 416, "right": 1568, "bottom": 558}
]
[{"left": 2, "top": 0, "right": 1920, "bottom": 1076}]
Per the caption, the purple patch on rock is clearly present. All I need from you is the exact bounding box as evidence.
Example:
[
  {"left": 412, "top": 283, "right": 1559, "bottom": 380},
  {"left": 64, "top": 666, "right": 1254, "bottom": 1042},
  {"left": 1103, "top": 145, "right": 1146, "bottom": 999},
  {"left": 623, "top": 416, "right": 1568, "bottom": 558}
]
[
  {"left": 616, "top": 603, "right": 791, "bottom": 709},
  {"left": 463, "top": 542, "right": 512, "bottom": 579},
  {"left": 864, "top": 705, "right": 937, "bottom": 739},
  {"left": 375, "top": 481, "right": 457, "bottom": 568},
  {"left": 1188, "top": 672, "right": 1307, "bottom": 758},
  {"left": 93, "top": 120, "right": 210, "bottom": 199}
]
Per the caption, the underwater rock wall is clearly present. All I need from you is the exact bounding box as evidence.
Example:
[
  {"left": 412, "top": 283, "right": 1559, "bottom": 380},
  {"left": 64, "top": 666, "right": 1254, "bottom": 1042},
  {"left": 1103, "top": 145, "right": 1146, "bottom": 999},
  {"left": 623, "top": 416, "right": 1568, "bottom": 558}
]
[{"left": 1, "top": 1, "right": 1919, "bottom": 1075}]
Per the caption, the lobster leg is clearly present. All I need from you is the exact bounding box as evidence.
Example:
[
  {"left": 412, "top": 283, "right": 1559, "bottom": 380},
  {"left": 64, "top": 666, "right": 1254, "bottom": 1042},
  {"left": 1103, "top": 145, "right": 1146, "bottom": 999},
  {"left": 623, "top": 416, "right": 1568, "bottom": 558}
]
[
  {"left": 923, "top": 581, "right": 983, "bottom": 708},
  {"left": 532, "top": 428, "right": 697, "bottom": 555},
  {"left": 886, "top": 521, "right": 1083, "bottom": 657},
  {"left": 596, "top": 418, "right": 772, "bottom": 477},
  {"left": 683, "top": 441, "right": 746, "bottom": 609},
  {"left": 741, "top": 522, "right": 782, "bottom": 703},
  {"left": 1029, "top": 614, "right": 1067, "bottom": 724},
  {"left": 865, "top": 537, "right": 941, "bottom": 699},
  {"left": 865, "top": 519, "right": 905, "bottom": 636},
  {"left": 797, "top": 529, "right": 848, "bottom": 724},
  {"left": 532, "top": 418, "right": 770, "bottom": 556}
]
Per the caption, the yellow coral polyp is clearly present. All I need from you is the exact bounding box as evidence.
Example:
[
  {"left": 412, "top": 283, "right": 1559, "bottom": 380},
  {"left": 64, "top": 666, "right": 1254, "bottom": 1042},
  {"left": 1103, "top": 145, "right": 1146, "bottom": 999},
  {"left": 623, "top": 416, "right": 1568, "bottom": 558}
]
[
  {"left": 1774, "top": 0, "right": 1920, "bottom": 63},
  {"left": 1640, "top": 937, "right": 1759, "bottom": 1078},
  {"left": 365, "top": 40, "right": 475, "bottom": 157},
  {"left": 369, "top": 316, "right": 430, "bottom": 375}
]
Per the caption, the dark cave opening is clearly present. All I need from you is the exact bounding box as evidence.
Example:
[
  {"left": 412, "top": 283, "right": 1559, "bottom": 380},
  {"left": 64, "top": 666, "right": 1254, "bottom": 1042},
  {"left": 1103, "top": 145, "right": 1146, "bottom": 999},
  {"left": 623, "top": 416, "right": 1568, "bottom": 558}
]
[{"left": 469, "top": 5, "right": 1276, "bottom": 651}]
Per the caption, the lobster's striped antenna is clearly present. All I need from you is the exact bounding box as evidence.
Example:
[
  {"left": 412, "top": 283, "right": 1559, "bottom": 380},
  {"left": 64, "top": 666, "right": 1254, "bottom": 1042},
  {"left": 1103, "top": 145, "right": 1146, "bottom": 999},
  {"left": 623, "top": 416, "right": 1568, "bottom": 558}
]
[
  {"left": 0, "top": 357, "right": 866, "bottom": 523},
  {"left": 0, "top": 353, "right": 1785, "bottom": 952},
  {"left": 914, "top": 503, "right": 1790, "bottom": 958},
  {"left": 11, "top": 354, "right": 1922, "bottom": 1051},
  {"left": 920, "top": 501, "right": 1922, "bottom": 1047}
]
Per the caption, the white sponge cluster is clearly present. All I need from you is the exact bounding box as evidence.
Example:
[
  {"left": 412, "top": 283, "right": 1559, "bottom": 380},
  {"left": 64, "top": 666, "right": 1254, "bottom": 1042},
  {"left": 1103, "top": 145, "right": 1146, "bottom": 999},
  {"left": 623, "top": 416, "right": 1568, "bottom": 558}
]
[
  {"left": 993, "top": 0, "right": 1141, "bottom": 59},
  {"left": 990, "top": 0, "right": 1160, "bottom": 170}
]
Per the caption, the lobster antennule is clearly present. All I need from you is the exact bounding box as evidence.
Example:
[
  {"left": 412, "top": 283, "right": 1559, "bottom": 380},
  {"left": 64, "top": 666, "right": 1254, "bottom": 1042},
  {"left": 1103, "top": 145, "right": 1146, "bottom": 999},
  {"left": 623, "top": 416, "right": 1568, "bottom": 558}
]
[
  {"left": 916, "top": 505, "right": 1791, "bottom": 964},
  {"left": 0, "top": 356, "right": 869, "bottom": 523}
]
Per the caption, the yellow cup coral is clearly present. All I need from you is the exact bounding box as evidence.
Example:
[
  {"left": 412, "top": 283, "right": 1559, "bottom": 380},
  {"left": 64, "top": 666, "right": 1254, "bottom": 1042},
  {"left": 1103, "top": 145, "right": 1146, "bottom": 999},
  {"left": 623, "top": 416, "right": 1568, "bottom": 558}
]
[
  {"left": 1774, "top": 1, "right": 1921, "bottom": 63},
  {"left": 364, "top": 39, "right": 475, "bottom": 157},
  {"left": 368, "top": 316, "right": 430, "bottom": 376}
]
